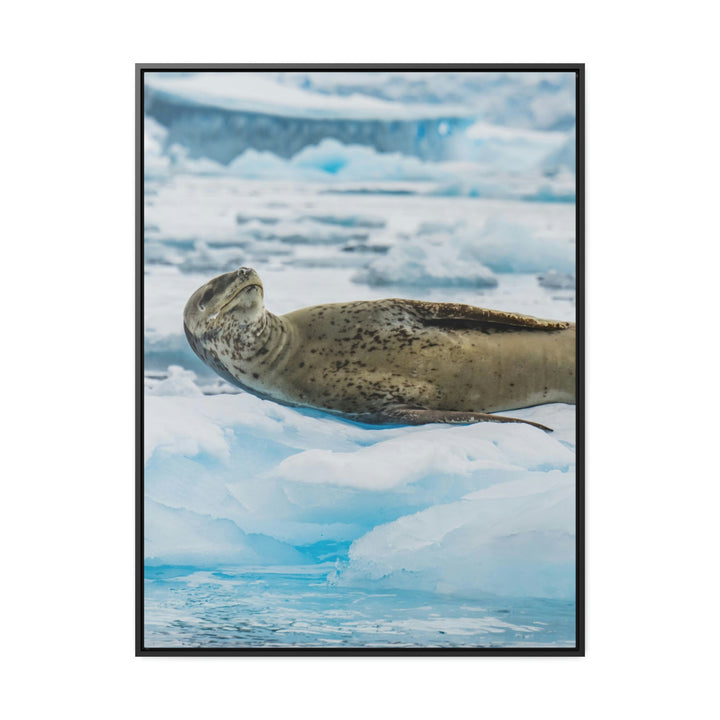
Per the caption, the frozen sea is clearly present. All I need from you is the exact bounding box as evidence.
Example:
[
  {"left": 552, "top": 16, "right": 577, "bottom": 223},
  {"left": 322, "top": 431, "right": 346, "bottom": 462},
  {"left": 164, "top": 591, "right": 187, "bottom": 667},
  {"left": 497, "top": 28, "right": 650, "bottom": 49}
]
[{"left": 142, "top": 71, "right": 577, "bottom": 649}]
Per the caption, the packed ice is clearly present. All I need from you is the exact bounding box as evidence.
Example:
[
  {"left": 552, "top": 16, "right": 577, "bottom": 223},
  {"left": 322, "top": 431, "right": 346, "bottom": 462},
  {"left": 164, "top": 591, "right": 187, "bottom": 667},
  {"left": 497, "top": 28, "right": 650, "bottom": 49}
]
[{"left": 143, "top": 71, "right": 577, "bottom": 647}]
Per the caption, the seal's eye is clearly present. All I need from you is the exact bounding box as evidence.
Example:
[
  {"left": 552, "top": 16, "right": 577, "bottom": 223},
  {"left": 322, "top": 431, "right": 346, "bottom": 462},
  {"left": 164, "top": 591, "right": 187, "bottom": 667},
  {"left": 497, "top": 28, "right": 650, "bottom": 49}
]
[{"left": 198, "top": 288, "right": 215, "bottom": 311}]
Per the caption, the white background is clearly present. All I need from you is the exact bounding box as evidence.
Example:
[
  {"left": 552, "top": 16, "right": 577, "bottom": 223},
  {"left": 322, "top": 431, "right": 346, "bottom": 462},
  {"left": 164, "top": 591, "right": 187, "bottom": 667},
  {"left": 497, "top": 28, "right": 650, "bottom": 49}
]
[{"left": 3, "top": 2, "right": 718, "bottom": 717}]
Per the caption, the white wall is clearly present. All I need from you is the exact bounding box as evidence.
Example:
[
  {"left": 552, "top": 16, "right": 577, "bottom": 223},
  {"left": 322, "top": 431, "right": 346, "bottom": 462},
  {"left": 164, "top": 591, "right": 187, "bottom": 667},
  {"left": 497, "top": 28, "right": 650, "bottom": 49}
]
[{"left": 3, "top": 2, "right": 717, "bottom": 718}]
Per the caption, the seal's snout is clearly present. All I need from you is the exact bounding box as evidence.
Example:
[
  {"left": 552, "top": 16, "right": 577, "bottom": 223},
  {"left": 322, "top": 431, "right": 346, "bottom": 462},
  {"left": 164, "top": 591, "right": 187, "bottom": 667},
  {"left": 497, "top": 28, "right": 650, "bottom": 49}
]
[
  {"left": 233, "top": 266, "right": 262, "bottom": 288},
  {"left": 232, "top": 266, "right": 263, "bottom": 294}
]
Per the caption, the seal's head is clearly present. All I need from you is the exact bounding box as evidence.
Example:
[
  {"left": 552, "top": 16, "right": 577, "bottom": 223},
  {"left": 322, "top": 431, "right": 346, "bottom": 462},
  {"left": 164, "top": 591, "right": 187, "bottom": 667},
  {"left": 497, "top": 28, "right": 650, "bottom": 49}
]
[{"left": 183, "top": 266, "right": 265, "bottom": 340}]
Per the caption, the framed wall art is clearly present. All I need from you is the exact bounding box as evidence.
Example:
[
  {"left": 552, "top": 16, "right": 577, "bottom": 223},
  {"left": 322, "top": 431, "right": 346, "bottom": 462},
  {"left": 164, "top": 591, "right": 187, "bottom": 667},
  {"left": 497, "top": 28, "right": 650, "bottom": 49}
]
[{"left": 136, "top": 64, "right": 584, "bottom": 655}]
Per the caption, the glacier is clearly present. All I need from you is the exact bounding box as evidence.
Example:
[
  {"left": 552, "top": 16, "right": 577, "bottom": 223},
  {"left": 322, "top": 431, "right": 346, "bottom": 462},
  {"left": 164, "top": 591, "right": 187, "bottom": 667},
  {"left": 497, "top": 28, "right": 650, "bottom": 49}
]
[
  {"left": 143, "top": 70, "right": 577, "bottom": 648},
  {"left": 144, "top": 71, "right": 576, "bottom": 163}
]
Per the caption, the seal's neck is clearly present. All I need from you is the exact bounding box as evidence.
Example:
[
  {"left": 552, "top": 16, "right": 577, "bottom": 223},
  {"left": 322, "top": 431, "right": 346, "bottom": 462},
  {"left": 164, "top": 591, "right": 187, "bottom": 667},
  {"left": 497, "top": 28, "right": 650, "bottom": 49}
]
[{"left": 221, "top": 309, "right": 294, "bottom": 371}]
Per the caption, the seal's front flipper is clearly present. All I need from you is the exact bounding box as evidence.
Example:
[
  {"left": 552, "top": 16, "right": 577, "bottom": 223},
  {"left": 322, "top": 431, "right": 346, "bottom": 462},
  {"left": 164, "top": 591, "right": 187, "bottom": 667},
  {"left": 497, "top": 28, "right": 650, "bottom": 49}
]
[{"left": 376, "top": 406, "right": 553, "bottom": 431}]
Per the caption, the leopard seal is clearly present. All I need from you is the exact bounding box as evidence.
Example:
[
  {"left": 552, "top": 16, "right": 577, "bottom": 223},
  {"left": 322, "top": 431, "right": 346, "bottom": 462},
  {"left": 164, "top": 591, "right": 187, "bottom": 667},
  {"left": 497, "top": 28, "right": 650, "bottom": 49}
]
[{"left": 183, "top": 267, "right": 575, "bottom": 431}]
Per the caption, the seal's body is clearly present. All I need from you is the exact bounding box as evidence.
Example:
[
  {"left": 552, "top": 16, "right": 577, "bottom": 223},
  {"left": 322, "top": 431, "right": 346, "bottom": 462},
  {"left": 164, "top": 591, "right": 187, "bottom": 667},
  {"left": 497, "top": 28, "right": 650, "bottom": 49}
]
[{"left": 183, "top": 268, "right": 575, "bottom": 430}]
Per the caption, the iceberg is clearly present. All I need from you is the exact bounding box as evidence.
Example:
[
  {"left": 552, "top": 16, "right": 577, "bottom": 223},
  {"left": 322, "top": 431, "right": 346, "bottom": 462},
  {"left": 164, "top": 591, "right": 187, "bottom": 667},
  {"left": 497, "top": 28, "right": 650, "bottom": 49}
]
[
  {"left": 145, "top": 500, "right": 307, "bottom": 566},
  {"left": 466, "top": 217, "right": 575, "bottom": 274},
  {"left": 353, "top": 217, "right": 575, "bottom": 287},
  {"left": 353, "top": 236, "right": 499, "bottom": 288},
  {"left": 337, "top": 472, "right": 575, "bottom": 599},
  {"left": 145, "top": 385, "right": 575, "bottom": 584},
  {"left": 146, "top": 114, "right": 574, "bottom": 200}
]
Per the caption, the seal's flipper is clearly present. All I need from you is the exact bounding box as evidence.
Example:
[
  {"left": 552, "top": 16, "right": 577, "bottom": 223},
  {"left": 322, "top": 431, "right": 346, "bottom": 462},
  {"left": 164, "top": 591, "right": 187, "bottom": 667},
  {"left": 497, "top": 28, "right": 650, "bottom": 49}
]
[
  {"left": 398, "top": 299, "right": 571, "bottom": 332},
  {"left": 376, "top": 405, "right": 553, "bottom": 431}
]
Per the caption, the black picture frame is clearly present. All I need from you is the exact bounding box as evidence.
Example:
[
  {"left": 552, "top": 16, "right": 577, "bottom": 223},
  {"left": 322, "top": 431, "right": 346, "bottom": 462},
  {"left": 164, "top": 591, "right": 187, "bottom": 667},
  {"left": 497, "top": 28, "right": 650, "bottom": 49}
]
[{"left": 136, "top": 63, "right": 585, "bottom": 657}]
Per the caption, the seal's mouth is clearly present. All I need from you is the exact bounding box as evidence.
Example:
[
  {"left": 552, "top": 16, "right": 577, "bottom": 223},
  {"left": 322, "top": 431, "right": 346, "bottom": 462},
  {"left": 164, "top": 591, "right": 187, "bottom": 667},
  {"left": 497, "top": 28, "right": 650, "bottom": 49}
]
[{"left": 213, "top": 282, "right": 263, "bottom": 317}]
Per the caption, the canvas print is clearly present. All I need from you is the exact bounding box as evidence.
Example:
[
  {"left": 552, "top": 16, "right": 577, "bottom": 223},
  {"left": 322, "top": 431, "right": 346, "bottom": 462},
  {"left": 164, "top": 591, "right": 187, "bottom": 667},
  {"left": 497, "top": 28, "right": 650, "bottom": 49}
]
[{"left": 139, "top": 67, "right": 582, "bottom": 653}]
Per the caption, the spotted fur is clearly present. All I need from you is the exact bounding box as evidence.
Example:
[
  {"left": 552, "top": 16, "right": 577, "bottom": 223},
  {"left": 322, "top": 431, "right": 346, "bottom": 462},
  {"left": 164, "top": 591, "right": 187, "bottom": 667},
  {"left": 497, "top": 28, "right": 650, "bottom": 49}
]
[{"left": 183, "top": 267, "right": 576, "bottom": 430}]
